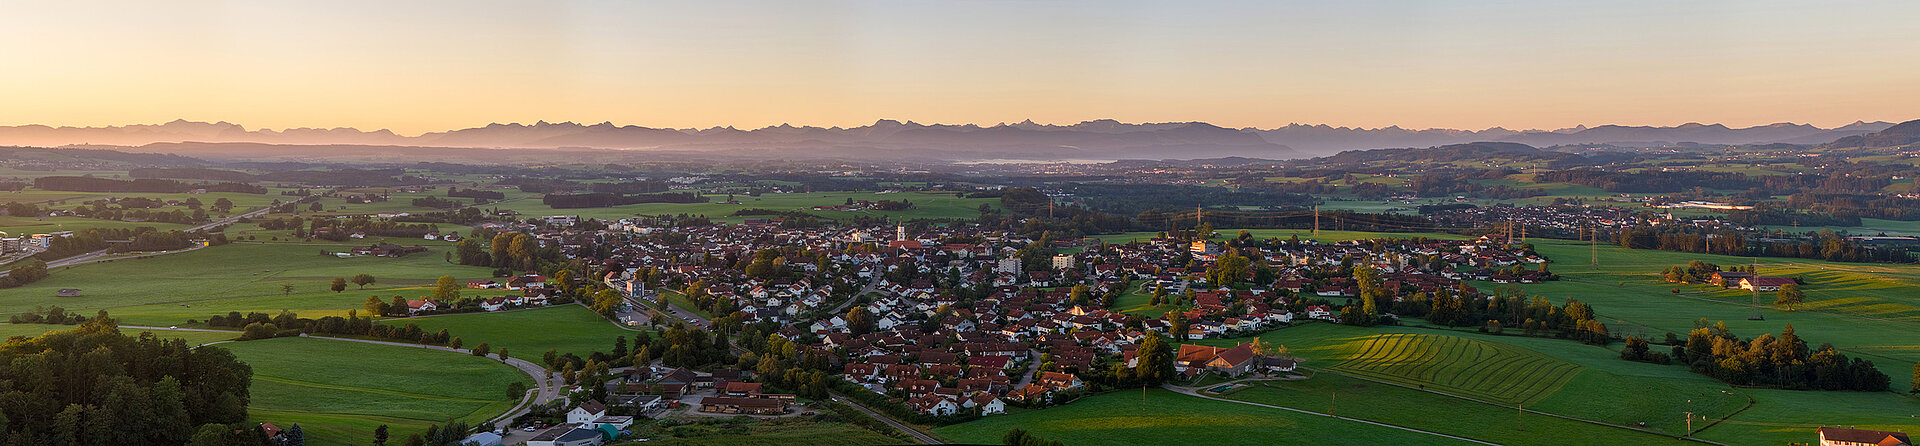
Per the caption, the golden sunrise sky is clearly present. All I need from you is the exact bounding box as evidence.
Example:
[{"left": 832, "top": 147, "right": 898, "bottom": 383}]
[{"left": 2, "top": 0, "right": 1916, "bottom": 134}]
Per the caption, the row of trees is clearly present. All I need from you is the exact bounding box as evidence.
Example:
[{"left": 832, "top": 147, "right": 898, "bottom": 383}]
[{"left": 0, "top": 259, "right": 48, "bottom": 289}]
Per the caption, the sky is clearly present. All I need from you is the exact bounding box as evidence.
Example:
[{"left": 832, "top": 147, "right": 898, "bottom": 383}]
[{"left": 2, "top": 0, "right": 1916, "bottom": 134}]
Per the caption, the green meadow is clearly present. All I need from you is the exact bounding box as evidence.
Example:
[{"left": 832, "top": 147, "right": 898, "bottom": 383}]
[
  {"left": 380, "top": 305, "right": 642, "bottom": 358},
  {"left": 224, "top": 337, "right": 528, "bottom": 446}
]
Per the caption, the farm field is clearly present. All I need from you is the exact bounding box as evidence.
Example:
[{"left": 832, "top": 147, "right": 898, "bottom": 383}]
[
  {"left": 1190, "top": 323, "right": 1750, "bottom": 436},
  {"left": 223, "top": 337, "right": 529, "bottom": 446},
  {"left": 1328, "top": 333, "right": 1581, "bottom": 405},
  {"left": 0, "top": 242, "right": 494, "bottom": 322},
  {"left": 1522, "top": 238, "right": 1920, "bottom": 387},
  {"left": 1761, "top": 217, "right": 1920, "bottom": 237},
  {"left": 378, "top": 305, "right": 641, "bottom": 357},
  {"left": 483, "top": 191, "right": 1000, "bottom": 223},
  {"left": 628, "top": 419, "right": 897, "bottom": 446},
  {"left": 0, "top": 215, "right": 193, "bottom": 236},
  {"left": 1697, "top": 388, "right": 1920, "bottom": 445},
  {"left": 1222, "top": 373, "right": 1696, "bottom": 446},
  {"left": 932, "top": 387, "right": 1478, "bottom": 445},
  {"left": 0, "top": 323, "right": 237, "bottom": 346}
]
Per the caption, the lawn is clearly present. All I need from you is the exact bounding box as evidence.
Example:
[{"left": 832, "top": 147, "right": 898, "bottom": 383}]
[
  {"left": 222, "top": 337, "right": 528, "bottom": 445},
  {"left": 934, "top": 388, "right": 1478, "bottom": 445},
  {"left": 379, "top": 305, "right": 642, "bottom": 358}
]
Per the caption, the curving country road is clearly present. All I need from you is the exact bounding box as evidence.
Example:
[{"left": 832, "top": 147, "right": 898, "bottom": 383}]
[
  {"left": 122, "top": 325, "right": 560, "bottom": 430},
  {"left": 3, "top": 206, "right": 273, "bottom": 277}
]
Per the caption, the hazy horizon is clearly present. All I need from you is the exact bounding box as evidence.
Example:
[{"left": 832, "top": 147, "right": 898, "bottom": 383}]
[{"left": 4, "top": 0, "right": 1917, "bottom": 134}]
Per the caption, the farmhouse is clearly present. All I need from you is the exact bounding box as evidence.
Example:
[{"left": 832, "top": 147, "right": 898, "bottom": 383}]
[
  {"left": 698, "top": 396, "right": 787, "bottom": 415},
  {"left": 1173, "top": 343, "right": 1258, "bottom": 378},
  {"left": 1739, "top": 277, "right": 1796, "bottom": 292},
  {"left": 1818, "top": 427, "right": 1910, "bottom": 446}
]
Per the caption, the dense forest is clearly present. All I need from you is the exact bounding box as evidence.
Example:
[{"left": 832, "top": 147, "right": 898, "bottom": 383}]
[
  {"left": 32, "top": 176, "right": 265, "bottom": 194},
  {"left": 0, "top": 318, "right": 264, "bottom": 445}
]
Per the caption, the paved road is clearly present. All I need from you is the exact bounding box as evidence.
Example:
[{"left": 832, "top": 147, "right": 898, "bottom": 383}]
[
  {"left": 3, "top": 206, "right": 272, "bottom": 277},
  {"left": 1162, "top": 382, "right": 1499, "bottom": 445},
  {"left": 122, "top": 325, "right": 560, "bottom": 431},
  {"left": 607, "top": 276, "right": 711, "bottom": 328},
  {"left": 832, "top": 394, "right": 938, "bottom": 445},
  {"left": 828, "top": 271, "right": 886, "bottom": 315}
]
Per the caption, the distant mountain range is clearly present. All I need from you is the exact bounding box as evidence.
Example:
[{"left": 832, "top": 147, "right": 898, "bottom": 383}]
[
  {"left": 0, "top": 118, "right": 1902, "bottom": 161},
  {"left": 1821, "top": 119, "right": 1920, "bottom": 149}
]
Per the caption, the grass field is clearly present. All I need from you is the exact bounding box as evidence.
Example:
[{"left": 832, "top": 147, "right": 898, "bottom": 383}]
[
  {"left": 0, "top": 243, "right": 496, "bottom": 324},
  {"left": 1223, "top": 373, "right": 1696, "bottom": 446},
  {"left": 1521, "top": 238, "right": 1920, "bottom": 388},
  {"left": 223, "top": 337, "right": 528, "bottom": 445},
  {"left": 484, "top": 191, "right": 1000, "bottom": 223},
  {"left": 1760, "top": 217, "right": 1920, "bottom": 237},
  {"left": 1188, "top": 323, "right": 1751, "bottom": 436},
  {"left": 932, "top": 388, "right": 1479, "bottom": 445},
  {"left": 630, "top": 419, "right": 897, "bottom": 446},
  {"left": 379, "top": 305, "right": 641, "bottom": 358},
  {"left": 0, "top": 323, "right": 237, "bottom": 346},
  {"left": 0, "top": 215, "right": 194, "bottom": 236},
  {"left": 1328, "top": 333, "right": 1583, "bottom": 405}
]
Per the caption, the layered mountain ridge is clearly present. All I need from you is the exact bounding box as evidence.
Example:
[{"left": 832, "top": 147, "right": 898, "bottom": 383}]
[{"left": 0, "top": 118, "right": 1902, "bottom": 161}]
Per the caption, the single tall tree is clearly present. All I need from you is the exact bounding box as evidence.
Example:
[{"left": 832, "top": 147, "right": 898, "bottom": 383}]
[
  {"left": 432, "top": 275, "right": 461, "bottom": 301},
  {"left": 1166, "top": 310, "right": 1190, "bottom": 341},
  {"left": 330, "top": 277, "right": 348, "bottom": 293},
  {"left": 373, "top": 425, "right": 389, "bottom": 446},
  {"left": 351, "top": 273, "right": 377, "bottom": 289},
  {"left": 1774, "top": 283, "right": 1805, "bottom": 310}
]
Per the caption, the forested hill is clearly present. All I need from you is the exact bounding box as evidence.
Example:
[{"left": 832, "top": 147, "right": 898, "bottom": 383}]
[{"left": 1821, "top": 118, "right": 1920, "bottom": 149}]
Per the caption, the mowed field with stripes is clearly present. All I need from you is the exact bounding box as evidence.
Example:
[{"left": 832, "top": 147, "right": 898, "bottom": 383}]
[{"left": 1329, "top": 333, "right": 1583, "bottom": 406}]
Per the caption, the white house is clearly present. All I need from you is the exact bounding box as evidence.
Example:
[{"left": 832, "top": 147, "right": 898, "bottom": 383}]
[
  {"left": 567, "top": 400, "right": 608, "bottom": 425},
  {"left": 965, "top": 394, "right": 1006, "bottom": 415}
]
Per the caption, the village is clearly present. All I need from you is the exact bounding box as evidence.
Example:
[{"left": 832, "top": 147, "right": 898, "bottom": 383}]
[{"left": 367, "top": 212, "right": 1572, "bottom": 446}]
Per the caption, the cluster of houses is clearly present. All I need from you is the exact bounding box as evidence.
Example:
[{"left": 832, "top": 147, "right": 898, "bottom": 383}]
[
  {"left": 511, "top": 218, "right": 1558, "bottom": 418},
  {"left": 1430, "top": 204, "right": 1746, "bottom": 237}
]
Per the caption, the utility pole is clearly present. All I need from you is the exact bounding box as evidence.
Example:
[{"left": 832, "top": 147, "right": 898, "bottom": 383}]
[
  {"left": 1517, "top": 402, "right": 1525, "bottom": 431},
  {"left": 1590, "top": 227, "right": 1598, "bottom": 266},
  {"left": 1313, "top": 205, "right": 1320, "bottom": 236}
]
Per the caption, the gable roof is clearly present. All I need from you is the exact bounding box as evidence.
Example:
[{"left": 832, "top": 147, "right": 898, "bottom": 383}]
[
  {"left": 1821, "top": 427, "right": 1912, "bottom": 446},
  {"left": 575, "top": 399, "right": 607, "bottom": 415}
]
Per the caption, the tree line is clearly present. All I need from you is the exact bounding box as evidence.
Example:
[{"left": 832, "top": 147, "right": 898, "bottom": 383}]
[
  {"left": 32, "top": 176, "right": 265, "bottom": 194},
  {"left": 1623, "top": 322, "right": 1890, "bottom": 392}
]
